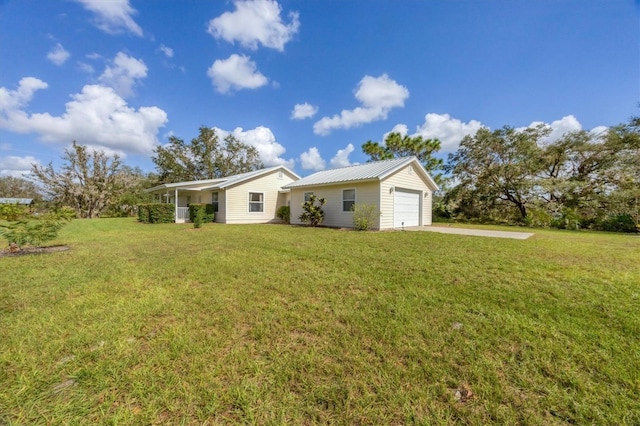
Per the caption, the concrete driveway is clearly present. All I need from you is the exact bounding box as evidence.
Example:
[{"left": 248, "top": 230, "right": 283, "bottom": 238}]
[{"left": 403, "top": 225, "right": 534, "bottom": 240}]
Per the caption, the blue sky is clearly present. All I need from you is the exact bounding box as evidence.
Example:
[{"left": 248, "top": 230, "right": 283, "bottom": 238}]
[{"left": 0, "top": 0, "right": 637, "bottom": 178}]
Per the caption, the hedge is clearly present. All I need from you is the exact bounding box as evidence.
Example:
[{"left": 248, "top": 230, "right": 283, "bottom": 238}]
[
  {"left": 188, "top": 204, "right": 215, "bottom": 223},
  {"left": 137, "top": 203, "right": 175, "bottom": 223}
]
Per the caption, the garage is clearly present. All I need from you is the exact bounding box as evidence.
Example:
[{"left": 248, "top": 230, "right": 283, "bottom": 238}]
[{"left": 394, "top": 189, "right": 420, "bottom": 227}]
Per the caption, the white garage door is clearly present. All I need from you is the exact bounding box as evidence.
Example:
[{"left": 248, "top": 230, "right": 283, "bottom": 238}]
[{"left": 394, "top": 190, "right": 420, "bottom": 227}]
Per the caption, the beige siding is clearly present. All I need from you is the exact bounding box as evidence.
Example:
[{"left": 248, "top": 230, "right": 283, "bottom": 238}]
[
  {"left": 290, "top": 181, "right": 381, "bottom": 229},
  {"left": 380, "top": 164, "right": 434, "bottom": 229},
  {"left": 214, "top": 190, "right": 227, "bottom": 223},
  {"left": 223, "top": 170, "right": 297, "bottom": 224}
]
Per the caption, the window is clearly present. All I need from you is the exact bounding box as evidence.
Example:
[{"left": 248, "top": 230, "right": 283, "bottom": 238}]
[
  {"left": 278, "top": 171, "right": 283, "bottom": 179},
  {"left": 249, "top": 192, "right": 264, "bottom": 212},
  {"left": 304, "top": 191, "right": 314, "bottom": 202},
  {"left": 186, "top": 195, "right": 191, "bottom": 205},
  {"left": 211, "top": 192, "right": 219, "bottom": 212},
  {"left": 342, "top": 189, "right": 355, "bottom": 212}
]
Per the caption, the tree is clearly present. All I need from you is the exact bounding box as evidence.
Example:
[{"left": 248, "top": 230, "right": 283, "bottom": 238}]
[
  {"left": 446, "top": 125, "right": 547, "bottom": 221},
  {"left": 0, "top": 176, "right": 43, "bottom": 201},
  {"left": 104, "top": 167, "right": 157, "bottom": 217},
  {"left": 30, "top": 142, "right": 131, "bottom": 219},
  {"left": 362, "top": 132, "right": 443, "bottom": 182},
  {"left": 152, "top": 126, "right": 263, "bottom": 183}
]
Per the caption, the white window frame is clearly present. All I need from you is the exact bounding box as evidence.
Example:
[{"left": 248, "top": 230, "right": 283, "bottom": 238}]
[
  {"left": 304, "top": 191, "right": 314, "bottom": 202},
  {"left": 248, "top": 192, "right": 264, "bottom": 213},
  {"left": 211, "top": 192, "right": 219, "bottom": 212},
  {"left": 342, "top": 188, "right": 356, "bottom": 212}
]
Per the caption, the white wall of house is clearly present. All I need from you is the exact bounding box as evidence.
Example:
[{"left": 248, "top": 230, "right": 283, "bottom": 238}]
[
  {"left": 223, "top": 170, "right": 297, "bottom": 224},
  {"left": 380, "top": 164, "right": 434, "bottom": 228},
  {"left": 212, "top": 190, "right": 227, "bottom": 223},
  {"left": 290, "top": 181, "right": 381, "bottom": 229},
  {"left": 289, "top": 164, "right": 434, "bottom": 230}
]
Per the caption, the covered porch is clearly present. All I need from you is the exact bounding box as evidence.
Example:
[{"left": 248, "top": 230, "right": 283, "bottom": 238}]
[{"left": 148, "top": 187, "right": 206, "bottom": 223}]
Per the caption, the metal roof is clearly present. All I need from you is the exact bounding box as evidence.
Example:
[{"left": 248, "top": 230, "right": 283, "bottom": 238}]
[
  {"left": 283, "top": 156, "right": 438, "bottom": 190},
  {"left": 0, "top": 198, "right": 34, "bottom": 204},
  {"left": 145, "top": 165, "right": 300, "bottom": 193}
]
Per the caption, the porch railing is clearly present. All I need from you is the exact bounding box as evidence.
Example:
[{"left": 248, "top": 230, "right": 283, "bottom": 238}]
[{"left": 177, "top": 207, "right": 190, "bottom": 222}]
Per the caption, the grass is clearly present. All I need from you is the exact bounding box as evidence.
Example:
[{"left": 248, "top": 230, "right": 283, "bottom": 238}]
[{"left": 1, "top": 218, "right": 639, "bottom": 425}]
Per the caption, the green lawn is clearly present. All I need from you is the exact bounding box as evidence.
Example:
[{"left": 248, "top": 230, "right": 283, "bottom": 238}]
[{"left": 1, "top": 219, "right": 638, "bottom": 425}]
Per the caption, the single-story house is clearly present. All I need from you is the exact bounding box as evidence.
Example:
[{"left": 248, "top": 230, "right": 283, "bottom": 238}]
[
  {"left": 145, "top": 166, "right": 300, "bottom": 223},
  {"left": 283, "top": 156, "right": 439, "bottom": 230}
]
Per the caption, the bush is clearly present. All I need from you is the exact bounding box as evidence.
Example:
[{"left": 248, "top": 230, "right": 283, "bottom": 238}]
[
  {"left": 188, "top": 204, "right": 214, "bottom": 223},
  {"left": 299, "top": 195, "right": 326, "bottom": 227},
  {"left": 193, "top": 208, "right": 204, "bottom": 229},
  {"left": 137, "top": 203, "right": 175, "bottom": 223},
  {"left": 550, "top": 209, "right": 581, "bottom": 230},
  {"left": 0, "top": 211, "right": 70, "bottom": 249},
  {"left": 137, "top": 204, "right": 149, "bottom": 222},
  {"left": 276, "top": 205, "right": 290, "bottom": 223},
  {"left": 525, "top": 208, "right": 553, "bottom": 228},
  {"left": 0, "top": 203, "right": 29, "bottom": 221},
  {"left": 596, "top": 214, "right": 638, "bottom": 233},
  {"left": 352, "top": 203, "right": 380, "bottom": 231},
  {"left": 55, "top": 206, "right": 77, "bottom": 220}
]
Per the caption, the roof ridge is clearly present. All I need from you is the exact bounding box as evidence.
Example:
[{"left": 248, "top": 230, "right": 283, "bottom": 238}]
[{"left": 317, "top": 155, "right": 414, "bottom": 173}]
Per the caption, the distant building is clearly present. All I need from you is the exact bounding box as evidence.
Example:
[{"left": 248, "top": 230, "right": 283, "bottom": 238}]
[{"left": 0, "top": 198, "right": 34, "bottom": 206}]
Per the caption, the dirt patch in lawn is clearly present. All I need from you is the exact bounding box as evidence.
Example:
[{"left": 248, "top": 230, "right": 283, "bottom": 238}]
[{"left": 0, "top": 245, "right": 70, "bottom": 258}]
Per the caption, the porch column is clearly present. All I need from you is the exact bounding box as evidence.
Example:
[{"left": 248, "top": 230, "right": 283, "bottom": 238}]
[{"left": 174, "top": 188, "right": 178, "bottom": 223}]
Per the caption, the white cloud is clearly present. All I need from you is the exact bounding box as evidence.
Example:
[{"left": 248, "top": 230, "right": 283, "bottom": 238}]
[
  {"left": 98, "top": 52, "right": 147, "bottom": 98},
  {"left": 207, "top": 54, "right": 268, "bottom": 94},
  {"left": 0, "top": 77, "right": 48, "bottom": 112},
  {"left": 159, "top": 44, "right": 174, "bottom": 58},
  {"left": 382, "top": 123, "right": 409, "bottom": 141},
  {"left": 207, "top": 0, "right": 299, "bottom": 51},
  {"left": 77, "top": 62, "right": 95, "bottom": 74},
  {"left": 329, "top": 143, "right": 356, "bottom": 168},
  {"left": 0, "top": 78, "right": 168, "bottom": 156},
  {"left": 523, "top": 115, "right": 583, "bottom": 145},
  {"left": 314, "top": 74, "right": 409, "bottom": 135},
  {"left": 414, "top": 113, "right": 484, "bottom": 151},
  {"left": 590, "top": 125, "right": 609, "bottom": 138},
  {"left": 0, "top": 155, "right": 41, "bottom": 178},
  {"left": 213, "top": 125, "right": 294, "bottom": 168},
  {"left": 300, "top": 147, "right": 326, "bottom": 171},
  {"left": 74, "top": 0, "right": 143, "bottom": 36},
  {"left": 291, "top": 102, "right": 318, "bottom": 120},
  {"left": 47, "top": 43, "right": 70, "bottom": 66},
  {"left": 355, "top": 74, "right": 409, "bottom": 110}
]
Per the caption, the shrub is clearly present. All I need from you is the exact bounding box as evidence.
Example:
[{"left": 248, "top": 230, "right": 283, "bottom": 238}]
[
  {"left": 0, "top": 203, "right": 29, "bottom": 221},
  {"left": 137, "top": 203, "right": 175, "bottom": 223},
  {"left": 137, "top": 204, "right": 149, "bottom": 222},
  {"left": 299, "top": 195, "right": 326, "bottom": 227},
  {"left": 55, "top": 206, "right": 77, "bottom": 220},
  {"left": 550, "top": 209, "right": 581, "bottom": 230},
  {"left": 193, "top": 208, "right": 204, "bottom": 229},
  {"left": 352, "top": 203, "right": 380, "bottom": 231},
  {"left": 188, "top": 204, "right": 214, "bottom": 223},
  {"left": 276, "top": 205, "right": 290, "bottom": 223},
  {"left": 596, "top": 214, "right": 638, "bottom": 233},
  {"left": 0, "top": 211, "right": 70, "bottom": 249},
  {"left": 525, "top": 208, "right": 553, "bottom": 228}
]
